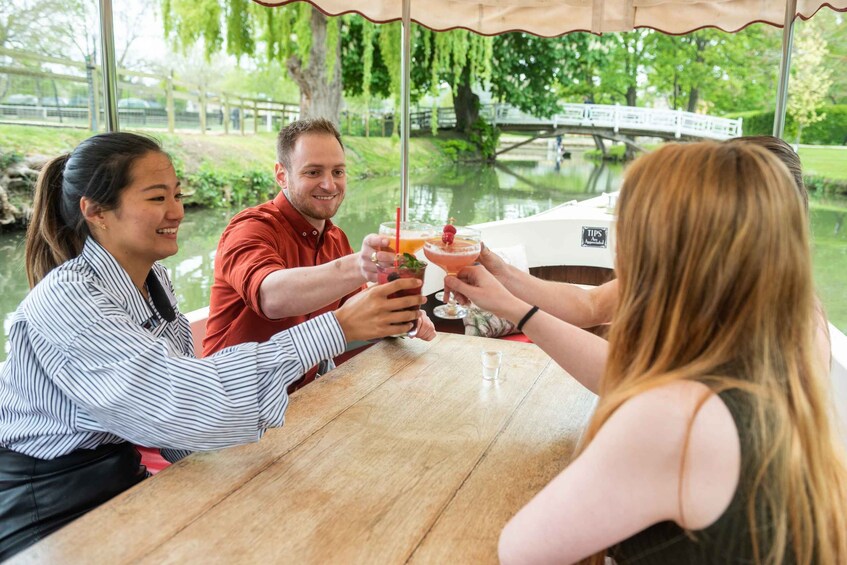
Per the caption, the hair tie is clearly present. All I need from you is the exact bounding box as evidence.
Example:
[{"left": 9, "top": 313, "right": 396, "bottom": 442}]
[{"left": 517, "top": 305, "right": 539, "bottom": 332}]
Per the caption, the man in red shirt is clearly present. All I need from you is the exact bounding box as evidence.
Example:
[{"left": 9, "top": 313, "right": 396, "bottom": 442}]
[{"left": 203, "top": 118, "right": 434, "bottom": 387}]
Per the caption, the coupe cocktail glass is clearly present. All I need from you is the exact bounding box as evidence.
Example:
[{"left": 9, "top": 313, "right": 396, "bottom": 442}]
[
  {"left": 423, "top": 226, "right": 481, "bottom": 319},
  {"left": 375, "top": 256, "right": 428, "bottom": 337},
  {"left": 379, "top": 221, "right": 436, "bottom": 255}
]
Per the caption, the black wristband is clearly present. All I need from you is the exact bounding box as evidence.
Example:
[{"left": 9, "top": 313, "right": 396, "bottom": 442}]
[{"left": 517, "top": 305, "right": 540, "bottom": 332}]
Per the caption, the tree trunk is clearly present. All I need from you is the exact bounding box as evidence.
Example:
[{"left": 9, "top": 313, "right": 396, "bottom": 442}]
[
  {"left": 686, "top": 87, "right": 699, "bottom": 112},
  {"left": 686, "top": 37, "right": 706, "bottom": 113},
  {"left": 625, "top": 85, "right": 637, "bottom": 107},
  {"left": 452, "top": 65, "right": 479, "bottom": 134},
  {"left": 671, "top": 73, "right": 679, "bottom": 110},
  {"left": 286, "top": 7, "right": 342, "bottom": 124}
]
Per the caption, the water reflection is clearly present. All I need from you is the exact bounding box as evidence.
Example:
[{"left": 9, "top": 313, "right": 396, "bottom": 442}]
[
  {"left": 2, "top": 154, "right": 845, "bottom": 360},
  {"left": 1, "top": 156, "right": 618, "bottom": 359}
]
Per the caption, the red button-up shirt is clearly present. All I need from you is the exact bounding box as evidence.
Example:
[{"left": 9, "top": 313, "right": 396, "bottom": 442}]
[{"left": 203, "top": 192, "right": 360, "bottom": 387}]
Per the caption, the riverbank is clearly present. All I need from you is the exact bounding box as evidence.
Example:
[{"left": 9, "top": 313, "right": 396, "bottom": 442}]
[
  {"left": 0, "top": 125, "right": 453, "bottom": 230},
  {"left": 1, "top": 153, "right": 845, "bottom": 361}
]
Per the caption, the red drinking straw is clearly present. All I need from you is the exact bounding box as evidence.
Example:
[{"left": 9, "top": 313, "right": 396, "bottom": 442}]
[{"left": 394, "top": 207, "right": 401, "bottom": 268}]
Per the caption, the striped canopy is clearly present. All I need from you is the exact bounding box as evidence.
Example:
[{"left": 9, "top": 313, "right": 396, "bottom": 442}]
[{"left": 252, "top": 0, "right": 847, "bottom": 36}]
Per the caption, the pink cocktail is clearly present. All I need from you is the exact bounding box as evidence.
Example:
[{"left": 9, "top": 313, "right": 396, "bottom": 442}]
[
  {"left": 423, "top": 239, "right": 479, "bottom": 274},
  {"left": 423, "top": 226, "right": 481, "bottom": 319}
]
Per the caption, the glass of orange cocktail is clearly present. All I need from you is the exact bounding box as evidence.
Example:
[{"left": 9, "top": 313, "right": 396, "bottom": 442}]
[
  {"left": 423, "top": 225, "right": 481, "bottom": 319},
  {"left": 379, "top": 221, "right": 435, "bottom": 255}
]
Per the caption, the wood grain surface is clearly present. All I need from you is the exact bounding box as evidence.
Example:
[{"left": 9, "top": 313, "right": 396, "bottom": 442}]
[{"left": 11, "top": 334, "right": 596, "bottom": 565}]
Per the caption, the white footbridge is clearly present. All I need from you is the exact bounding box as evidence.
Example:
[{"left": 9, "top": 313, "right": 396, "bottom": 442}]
[
  {"left": 414, "top": 103, "right": 743, "bottom": 156},
  {"left": 485, "top": 103, "right": 742, "bottom": 140}
]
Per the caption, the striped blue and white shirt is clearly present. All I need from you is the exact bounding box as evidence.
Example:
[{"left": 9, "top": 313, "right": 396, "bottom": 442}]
[{"left": 0, "top": 237, "right": 346, "bottom": 460}]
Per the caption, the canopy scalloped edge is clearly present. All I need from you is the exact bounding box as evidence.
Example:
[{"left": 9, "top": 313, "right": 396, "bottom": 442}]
[{"left": 250, "top": 0, "right": 847, "bottom": 37}]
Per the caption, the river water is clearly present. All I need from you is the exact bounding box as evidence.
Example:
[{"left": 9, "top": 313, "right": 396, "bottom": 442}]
[{"left": 1, "top": 151, "right": 845, "bottom": 360}]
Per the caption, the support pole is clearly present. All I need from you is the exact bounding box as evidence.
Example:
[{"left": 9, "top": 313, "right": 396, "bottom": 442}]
[
  {"left": 400, "top": 0, "right": 412, "bottom": 221},
  {"left": 773, "top": 0, "right": 797, "bottom": 139},
  {"left": 98, "top": 0, "right": 119, "bottom": 132}
]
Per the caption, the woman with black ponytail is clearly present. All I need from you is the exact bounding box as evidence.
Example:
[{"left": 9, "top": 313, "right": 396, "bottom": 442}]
[{"left": 0, "top": 132, "right": 425, "bottom": 559}]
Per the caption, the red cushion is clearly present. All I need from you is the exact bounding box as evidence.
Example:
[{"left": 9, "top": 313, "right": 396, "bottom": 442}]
[
  {"left": 136, "top": 446, "right": 170, "bottom": 475},
  {"left": 501, "top": 333, "right": 532, "bottom": 343}
]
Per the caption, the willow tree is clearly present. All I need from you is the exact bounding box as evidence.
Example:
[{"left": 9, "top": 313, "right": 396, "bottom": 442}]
[
  {"left": 415, "top": 27, "right": 493, "bottom": 133},
  {"left": 162, "top": 0, "right": 342, "bottom": 121},
  {"left": 343, "top": 21, "right": 494, "bottom": 134}
]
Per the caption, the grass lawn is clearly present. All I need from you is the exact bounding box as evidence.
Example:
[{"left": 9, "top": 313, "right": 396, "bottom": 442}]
[
  {"left": 0, "top": 125, "right": 450, "bottom": 179},
  {"left": 798, "top": 145, "right": 847, "bottom": 180},
  {"left": 0, "top": 125, "right": 91, "bottom": 156}
]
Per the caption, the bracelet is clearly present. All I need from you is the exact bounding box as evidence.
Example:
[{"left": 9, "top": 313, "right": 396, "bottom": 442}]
[{"left": 517, "top": 305, "right": 540, "bottom": 332}]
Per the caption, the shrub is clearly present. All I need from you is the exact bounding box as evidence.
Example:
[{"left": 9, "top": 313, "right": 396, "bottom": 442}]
[
  {"left": 184, "top": 167, "right": 230, "bottom": 208},
  {"left": 804, "top": 175, "right": 847, "bottom": 196},
  {"left": 184, "top": 167, "right": 277, "bottom": 208},
  {"left": 0, "top": 150, "right": 23, "bottom": 171},
  {"left": 585, "top": 144, "right": 628, "bottom": 162},
  {"left": 802, "top": 106, "right": 847, "bottom": 145},
  {"left": 467, "top": 118, "right": 500, "bottom": 161},
  {"left": 724, "top": 105, "right": 847, "bottom": 145},
  {"left": 442, "top": 139, "right": 477, "bottom": 162},
  {"left": 231, "top": 170, "right": 276, "bottom": 208}
]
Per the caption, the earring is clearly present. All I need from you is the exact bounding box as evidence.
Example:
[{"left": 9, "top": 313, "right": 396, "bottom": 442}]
[{"left": 98, "top": 223, "right": 107, "bottom": 230}]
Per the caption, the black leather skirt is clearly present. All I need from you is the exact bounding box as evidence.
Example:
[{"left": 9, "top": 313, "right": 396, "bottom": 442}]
[{"left": 0, "top": 442, "right": 147, "bottom": 561}]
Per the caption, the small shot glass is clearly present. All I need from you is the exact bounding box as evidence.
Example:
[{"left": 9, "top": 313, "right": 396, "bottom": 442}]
[{"left": 481, "top": 350, "right": 503, "bottom": 381}]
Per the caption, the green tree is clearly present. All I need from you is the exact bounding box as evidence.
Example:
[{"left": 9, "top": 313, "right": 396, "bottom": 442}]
[
  {"left": 347, "top": 24, "right": 494, "bottom": 135},
  {"left": 555, "top": 33, "right": 608, "bottom": 104},
  {"left": 787, "top": 19, "right": 832, "bottom": 143},
  {"left": 596, "top": 30, "right": 655, "bottom": 107},
  {"left": 813, "top": 9, "right": 846, "bottom": 105},
  {"left": 411, "top": 27, "right": 493, "bottom": 134},
  {"left": 490, "top": 32, "right": 568, "bottom": 118},
  {"left": 651, "top": 26, "right": 779, "bottom": 114},
  {"left": 653, "top": 31, "right": 718, "bottom": 111},
  {"left": 162, "top": 0, "right": 342, "bottom": 121}
]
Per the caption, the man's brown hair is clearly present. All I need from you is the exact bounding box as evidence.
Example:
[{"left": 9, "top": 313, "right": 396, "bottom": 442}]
[{"left": 276, "top": 118, "right": 343, "bottom": 170}]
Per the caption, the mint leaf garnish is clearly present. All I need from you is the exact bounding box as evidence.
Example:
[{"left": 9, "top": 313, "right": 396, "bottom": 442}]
[{"left": 402, "top": 253, "right": 423, "bottom": 270}]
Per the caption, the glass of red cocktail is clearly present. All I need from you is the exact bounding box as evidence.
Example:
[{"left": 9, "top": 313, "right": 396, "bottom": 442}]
[
  {"left": 375, "top": 254, "right": 428, "bottom": 337},
  {"left": 423, "top": 225, "right": 481, "bottom": 319}
]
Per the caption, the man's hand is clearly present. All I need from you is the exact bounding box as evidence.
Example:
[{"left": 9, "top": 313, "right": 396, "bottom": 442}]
[
  {"left": 358, "top": 234, "right": 396, "bottom": 283},
  {"left": 334, "top": 278, "right": 425, "bottom": 342}
]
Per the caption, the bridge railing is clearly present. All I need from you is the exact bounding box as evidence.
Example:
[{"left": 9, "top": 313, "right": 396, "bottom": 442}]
[{"left": 481, "top": 103, "right": 742, "bottom": 140}]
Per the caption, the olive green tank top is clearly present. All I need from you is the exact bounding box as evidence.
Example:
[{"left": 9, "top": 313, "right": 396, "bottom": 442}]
[{"left": 608, "top": 388, "right": 788, "bottom": 564}]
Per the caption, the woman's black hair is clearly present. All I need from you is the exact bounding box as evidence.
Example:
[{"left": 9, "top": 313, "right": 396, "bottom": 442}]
[{"left": 25, "top": 132, "right": 164, "bottom": 287}]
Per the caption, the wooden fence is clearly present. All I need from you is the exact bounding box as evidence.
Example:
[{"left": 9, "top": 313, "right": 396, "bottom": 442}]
[{"left": 0, "top": 47, "right": 300, "bottom": 134}]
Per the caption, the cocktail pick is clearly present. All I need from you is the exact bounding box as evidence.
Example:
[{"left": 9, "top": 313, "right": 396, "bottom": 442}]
[{"left": 394, "top": 207, "right": 401, "bottom": 268}]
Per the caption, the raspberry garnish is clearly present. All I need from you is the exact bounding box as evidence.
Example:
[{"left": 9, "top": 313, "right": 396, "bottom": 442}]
[{"left": 442, "top": 224, "right": 457, "bottom": 245}]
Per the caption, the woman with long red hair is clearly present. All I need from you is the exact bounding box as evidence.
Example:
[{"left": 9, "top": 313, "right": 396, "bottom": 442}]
[{"left": 449, "top": 142, "right": 847, "bottom": 563}]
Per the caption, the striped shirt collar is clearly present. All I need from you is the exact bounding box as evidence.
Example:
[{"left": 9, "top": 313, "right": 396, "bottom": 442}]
[{"left": 78, "top": 237, "right": 159, "bottom": 328}]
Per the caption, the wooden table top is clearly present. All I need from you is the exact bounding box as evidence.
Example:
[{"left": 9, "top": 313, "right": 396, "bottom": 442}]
[{"left": 13, "top": 333, "right": 597, "bottom": 564}]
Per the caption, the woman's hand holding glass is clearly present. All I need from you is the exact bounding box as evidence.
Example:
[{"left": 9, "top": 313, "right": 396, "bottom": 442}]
[
  {"left": 476, "top": 242, "right": 510, "bottom": 279},
  {"left": 445, "top": 265, "right": 529, "bottom": 324}
]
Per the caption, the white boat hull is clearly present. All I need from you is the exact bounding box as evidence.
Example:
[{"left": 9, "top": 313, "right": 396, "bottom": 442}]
[{"left": 424, "top": 194, "right": 847, "bottom": 446}]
